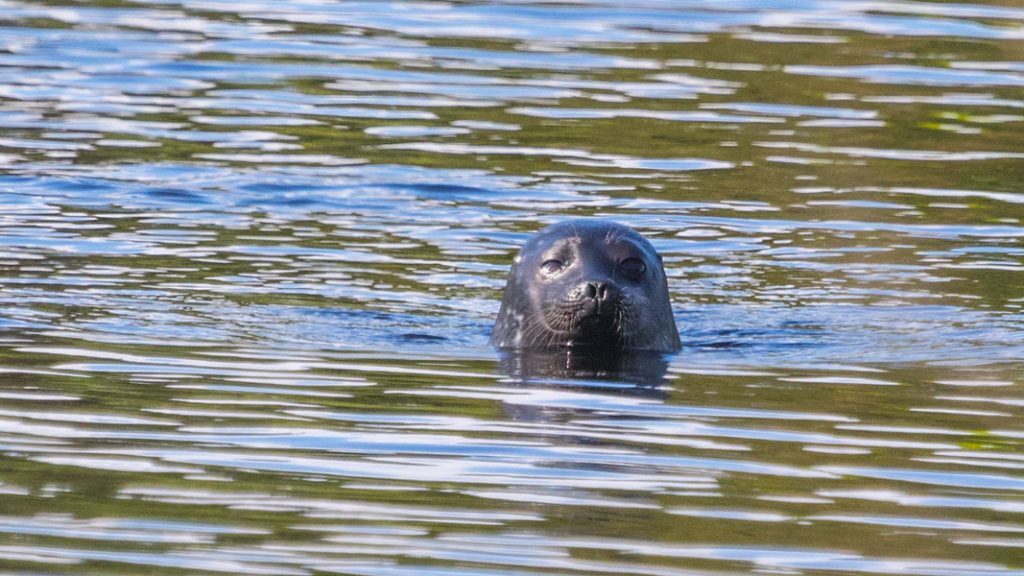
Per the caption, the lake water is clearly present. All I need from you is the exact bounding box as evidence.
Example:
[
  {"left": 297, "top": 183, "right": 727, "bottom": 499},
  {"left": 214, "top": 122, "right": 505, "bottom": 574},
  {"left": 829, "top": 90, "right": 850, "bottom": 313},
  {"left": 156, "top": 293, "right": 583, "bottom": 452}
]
[{"left": 1, "top": 0, "right": 1024, "bottom": 574}]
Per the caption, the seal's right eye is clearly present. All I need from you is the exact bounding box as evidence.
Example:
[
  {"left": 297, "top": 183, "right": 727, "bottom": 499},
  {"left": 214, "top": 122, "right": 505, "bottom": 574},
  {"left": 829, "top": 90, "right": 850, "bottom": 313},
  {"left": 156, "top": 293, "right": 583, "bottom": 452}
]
[{"left": 540, "top": 259, "right": 564, "bottom": 275}]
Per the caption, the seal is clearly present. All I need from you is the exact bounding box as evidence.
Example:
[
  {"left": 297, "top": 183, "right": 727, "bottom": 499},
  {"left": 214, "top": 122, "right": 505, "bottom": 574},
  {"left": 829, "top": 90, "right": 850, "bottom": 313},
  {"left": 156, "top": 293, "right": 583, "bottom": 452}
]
[{"left": 491, "top": 220, "right": 681, "bottom": 352}]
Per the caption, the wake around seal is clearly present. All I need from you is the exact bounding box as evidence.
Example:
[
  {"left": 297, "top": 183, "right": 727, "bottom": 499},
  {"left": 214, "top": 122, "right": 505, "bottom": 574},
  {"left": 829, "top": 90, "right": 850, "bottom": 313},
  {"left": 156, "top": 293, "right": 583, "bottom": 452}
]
[{"left": 491, "top": 220, "right": 681, "bottom": 352}]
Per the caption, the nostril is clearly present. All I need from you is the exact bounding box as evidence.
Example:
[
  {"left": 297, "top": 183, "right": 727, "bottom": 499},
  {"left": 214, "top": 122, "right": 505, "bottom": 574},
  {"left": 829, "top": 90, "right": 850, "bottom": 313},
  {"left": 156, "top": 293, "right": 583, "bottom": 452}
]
[{"left": 581, "top": 282, "right": 610, "bottom": 300}]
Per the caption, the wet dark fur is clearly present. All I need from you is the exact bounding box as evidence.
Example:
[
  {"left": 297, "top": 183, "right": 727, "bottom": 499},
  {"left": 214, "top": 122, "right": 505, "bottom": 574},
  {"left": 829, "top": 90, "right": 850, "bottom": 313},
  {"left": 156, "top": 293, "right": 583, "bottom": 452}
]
[{"left": 491, "top": 220, "right": 681, "bottom": 352}]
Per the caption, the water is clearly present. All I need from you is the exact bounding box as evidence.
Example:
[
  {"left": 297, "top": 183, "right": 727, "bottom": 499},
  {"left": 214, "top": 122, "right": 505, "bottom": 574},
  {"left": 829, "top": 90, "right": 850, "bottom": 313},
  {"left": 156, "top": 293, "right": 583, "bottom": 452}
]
[{"left": 0, "top": 0, "right": 1023, "bottom": 574}]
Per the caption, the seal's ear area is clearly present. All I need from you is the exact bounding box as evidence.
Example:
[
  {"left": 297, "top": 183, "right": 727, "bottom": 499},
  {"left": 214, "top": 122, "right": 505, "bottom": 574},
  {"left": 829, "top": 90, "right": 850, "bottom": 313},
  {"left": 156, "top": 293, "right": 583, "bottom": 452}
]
[{"left": 509, "top": 253, "right": 526, "bottom": 275}]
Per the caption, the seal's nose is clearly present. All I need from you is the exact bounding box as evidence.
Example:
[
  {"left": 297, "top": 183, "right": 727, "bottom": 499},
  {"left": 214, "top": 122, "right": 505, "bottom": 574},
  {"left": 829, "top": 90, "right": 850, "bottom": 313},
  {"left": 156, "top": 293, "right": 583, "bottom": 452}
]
[
  {"left": 583, "top": 282, "right": 608, "bottom": 300},
  {"left": 579, "top": 281, "right": 620, "bottom": 303}
]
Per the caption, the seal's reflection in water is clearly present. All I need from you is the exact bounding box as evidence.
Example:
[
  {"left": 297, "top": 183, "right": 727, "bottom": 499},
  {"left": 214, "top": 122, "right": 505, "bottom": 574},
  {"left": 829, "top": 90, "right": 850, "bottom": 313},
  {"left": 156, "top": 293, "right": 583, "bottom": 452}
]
[
  {"left": 497, "top": 347, "right": 670, "bottom": 429},
  {"left": 499, "top": 347, "right": 670, "bottom": 387}
]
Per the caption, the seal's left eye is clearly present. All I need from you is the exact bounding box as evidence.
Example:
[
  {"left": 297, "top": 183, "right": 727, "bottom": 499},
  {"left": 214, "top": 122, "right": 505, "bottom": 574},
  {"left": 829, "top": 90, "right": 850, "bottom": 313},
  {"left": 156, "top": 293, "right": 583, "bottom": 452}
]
[
  {"left": 619, "top": 257, "right": 646, "bottom": 278},
  {"left": 541, "top": 259, "right": 564, "bottom": 274}
]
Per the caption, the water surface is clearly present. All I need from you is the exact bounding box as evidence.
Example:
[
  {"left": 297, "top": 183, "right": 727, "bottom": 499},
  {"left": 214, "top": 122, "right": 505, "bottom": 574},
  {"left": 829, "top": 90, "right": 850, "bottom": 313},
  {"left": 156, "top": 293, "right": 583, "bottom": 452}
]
[{"left": 1, "top": 1, "right": 1023, "bottom": 574}]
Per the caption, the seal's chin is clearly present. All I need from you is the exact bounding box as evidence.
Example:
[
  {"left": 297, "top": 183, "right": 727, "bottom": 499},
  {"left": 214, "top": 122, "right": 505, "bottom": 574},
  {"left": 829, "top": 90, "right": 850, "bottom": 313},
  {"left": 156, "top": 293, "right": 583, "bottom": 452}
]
[
  {"left": 564, "top": 310, "right": 624, "bottom": 347},
  {"left": 538, "top": 294, "right": 632, "bottom": 349}
]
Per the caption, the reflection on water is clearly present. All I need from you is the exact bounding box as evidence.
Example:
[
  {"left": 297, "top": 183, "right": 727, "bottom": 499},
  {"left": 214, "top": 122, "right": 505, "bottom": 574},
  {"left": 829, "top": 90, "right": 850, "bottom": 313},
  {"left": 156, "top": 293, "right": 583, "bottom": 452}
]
[
  {"left": 499, "top": 348, "right": 672, "bottom": 387},
  {"left": 1, "top": 0, "right": 1023, "bottom": 574}
]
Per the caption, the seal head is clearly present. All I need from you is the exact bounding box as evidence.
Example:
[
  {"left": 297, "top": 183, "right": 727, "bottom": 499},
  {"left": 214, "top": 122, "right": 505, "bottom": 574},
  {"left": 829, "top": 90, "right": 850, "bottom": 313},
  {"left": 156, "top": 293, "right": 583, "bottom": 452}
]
[{"left": 491, "top": 220, "right": 681, "bottom": 352}]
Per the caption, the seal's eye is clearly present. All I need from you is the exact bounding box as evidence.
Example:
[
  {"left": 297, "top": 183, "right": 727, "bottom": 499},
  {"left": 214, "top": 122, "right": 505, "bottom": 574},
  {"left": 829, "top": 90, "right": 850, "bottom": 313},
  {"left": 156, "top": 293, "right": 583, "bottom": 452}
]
[
  {"left": 540, "top": 259, "right": 564, "bottom": 275},
  {"left": 619, "top": 257, "right": 646, "bottom": 279}
]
